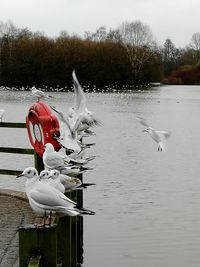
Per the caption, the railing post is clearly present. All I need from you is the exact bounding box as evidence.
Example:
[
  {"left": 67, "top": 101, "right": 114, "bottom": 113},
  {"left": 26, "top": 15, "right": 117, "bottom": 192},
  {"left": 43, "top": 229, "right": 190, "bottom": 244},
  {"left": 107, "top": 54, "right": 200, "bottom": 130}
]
[
  {"left": 76, "top": 173, "right": 84, "bottom": 265},
  {"left": 70, "top": 191, "right": 78, "bottom": 267},
  {"left": 34, "top": 151, "right": 44, "bottom": 173},
  {"left": 57, "top": 216, "right": 71, "bottom": 267},
  {"left": 18, "top": 224, "right": 57, "bottom": 267},
  {"left": 28, "top": 255, "right": 42, "bottom": 267}
]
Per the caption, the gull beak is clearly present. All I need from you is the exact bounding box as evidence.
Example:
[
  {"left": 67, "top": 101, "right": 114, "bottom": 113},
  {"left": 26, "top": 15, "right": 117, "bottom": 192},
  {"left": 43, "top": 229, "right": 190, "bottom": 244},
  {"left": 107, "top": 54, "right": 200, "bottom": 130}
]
[
  {"left": 16, "top": 173, "right": 23, "bottom": 178},
  {"left": 142, "top": 129, "right": 148, "bottom": 132}
]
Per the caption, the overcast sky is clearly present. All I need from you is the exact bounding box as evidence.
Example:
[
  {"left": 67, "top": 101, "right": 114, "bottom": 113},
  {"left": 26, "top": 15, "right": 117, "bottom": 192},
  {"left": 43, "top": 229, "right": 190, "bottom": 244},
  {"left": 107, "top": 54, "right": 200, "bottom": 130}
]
[{"left": 0, "top": 0, "right": 199, "bottom": 47}]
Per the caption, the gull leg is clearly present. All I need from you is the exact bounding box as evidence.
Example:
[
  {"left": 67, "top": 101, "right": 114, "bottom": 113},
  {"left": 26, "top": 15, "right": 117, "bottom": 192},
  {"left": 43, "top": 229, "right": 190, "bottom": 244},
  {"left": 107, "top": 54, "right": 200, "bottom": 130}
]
[
  {"left": 34, "top": 215, "right": 46, "bottom": 228},
  {"left": 45, "top": 211, "right": 53, "bottom": 226}
]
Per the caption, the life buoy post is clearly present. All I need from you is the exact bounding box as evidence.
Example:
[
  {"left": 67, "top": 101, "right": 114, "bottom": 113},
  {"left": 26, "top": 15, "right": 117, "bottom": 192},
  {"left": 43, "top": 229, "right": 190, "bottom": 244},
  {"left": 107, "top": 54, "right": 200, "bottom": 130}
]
[{"left": 26, "top": 102, "right": 61, "bottom": 157}]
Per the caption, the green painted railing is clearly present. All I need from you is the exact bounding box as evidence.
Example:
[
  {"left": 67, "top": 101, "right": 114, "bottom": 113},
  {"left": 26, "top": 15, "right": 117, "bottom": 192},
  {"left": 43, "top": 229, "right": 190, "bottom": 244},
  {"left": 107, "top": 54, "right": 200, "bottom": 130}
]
[{"left": 0, "top": 122, "right": 26, "bottom": 128}]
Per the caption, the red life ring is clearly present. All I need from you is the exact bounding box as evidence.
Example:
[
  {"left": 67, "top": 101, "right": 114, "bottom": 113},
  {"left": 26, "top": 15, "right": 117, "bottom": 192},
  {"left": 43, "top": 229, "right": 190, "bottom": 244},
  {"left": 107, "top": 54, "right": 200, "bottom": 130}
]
[{"left": 26, "top": 102, "right": 61, "bottom": 157}]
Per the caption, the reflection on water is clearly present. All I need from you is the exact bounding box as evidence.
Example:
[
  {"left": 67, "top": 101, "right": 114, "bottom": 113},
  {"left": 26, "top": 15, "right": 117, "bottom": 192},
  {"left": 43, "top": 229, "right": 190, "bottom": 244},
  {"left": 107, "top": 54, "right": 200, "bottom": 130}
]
[{"left": 1, "top": 86, "right": 200, "bottom": 266}]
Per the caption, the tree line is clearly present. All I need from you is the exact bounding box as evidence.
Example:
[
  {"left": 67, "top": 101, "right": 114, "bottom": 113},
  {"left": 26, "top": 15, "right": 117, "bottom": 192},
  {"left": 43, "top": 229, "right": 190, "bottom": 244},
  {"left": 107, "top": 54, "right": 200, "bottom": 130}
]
[{"left": 0, "top": 20, "right": 200, "bottom": 89}]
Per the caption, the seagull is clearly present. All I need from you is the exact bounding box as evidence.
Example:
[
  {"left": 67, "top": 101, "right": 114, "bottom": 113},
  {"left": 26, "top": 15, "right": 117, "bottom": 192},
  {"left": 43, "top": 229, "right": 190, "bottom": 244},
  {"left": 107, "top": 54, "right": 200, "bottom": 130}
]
[
  {"left": 69, "top": 70, "right": 102, "bottom": 135},
  {"left": 137, "top": 116, "right": 171, "bottom": 152},
  {"left": 50, "top": 105, "right": 96, "bottom": 157},
  {"left": 31, "top": 86, "right": 52, "bottom": 102},
  {"left": 42, "top": 143, "right": 69, "bottom": 170},
  {"left": 0, "top": 109, "right": 5, "bottom": 122},
  {"left": 39, "top": 169, "right": 65, "bottom": 194},
  {"left": 16, "top": 167, "right": 95, "bottom": 224},
  {"left": 50, "top": 105, "right": 82, "bottom": 154},
  {"left": 58, "top": 171, "right": 96, "bottom": 191},
  {"left": 39, "top": 170, "right": 51, "bottom": 182},
  {"left": 39, "top": 168, "right": 94, "bottom": 191},
  {"left": 59, "top": 164, "right": 93, "bottom": 177},
  {"left": 48, "top": 169, "right": 65, "bottom": 193},
  {"left": 43, "top": 143, "right": 94, "bottom": 170}
]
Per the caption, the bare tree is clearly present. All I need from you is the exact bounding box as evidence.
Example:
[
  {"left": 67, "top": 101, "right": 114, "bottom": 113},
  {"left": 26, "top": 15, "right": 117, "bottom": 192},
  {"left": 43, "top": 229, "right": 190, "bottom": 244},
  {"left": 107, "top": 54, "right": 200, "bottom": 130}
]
[
  {"left": 190, "top": 32, "right": 200, "bottom": 62},
  {"left": 106, "top": 28, "right": 122, "bottom": 43},
  {"left": 0, "top": 20, "right": 19, "bottom": 78},
  {"left": 161, "top": 38, "right": 181, "bottom": 76},
  {"left": 84, "top": 26, "right": 107, "bottom": 42},
  {"left": 59, "top": 30, "right": 69, "bottom": 38},
  {"left": 118, "top": 20, "right": 156, "bottom": 83},
  {"left": 191, "top": 33, "right": 200, "bottom": 51}
]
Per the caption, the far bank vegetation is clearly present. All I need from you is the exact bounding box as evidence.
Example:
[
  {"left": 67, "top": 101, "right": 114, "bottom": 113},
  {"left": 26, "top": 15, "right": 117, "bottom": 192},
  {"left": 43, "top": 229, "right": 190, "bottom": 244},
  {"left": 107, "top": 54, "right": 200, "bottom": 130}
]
[{"left": 0, "top": 20, "right": 200, "bottom": 89}]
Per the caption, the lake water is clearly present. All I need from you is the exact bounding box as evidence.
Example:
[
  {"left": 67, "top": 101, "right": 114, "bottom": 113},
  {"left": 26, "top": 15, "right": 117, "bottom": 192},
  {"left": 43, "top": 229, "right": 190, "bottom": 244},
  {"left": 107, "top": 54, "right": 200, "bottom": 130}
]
[{"left": 1, "top": 85, "right": 200, "bottom": 267}]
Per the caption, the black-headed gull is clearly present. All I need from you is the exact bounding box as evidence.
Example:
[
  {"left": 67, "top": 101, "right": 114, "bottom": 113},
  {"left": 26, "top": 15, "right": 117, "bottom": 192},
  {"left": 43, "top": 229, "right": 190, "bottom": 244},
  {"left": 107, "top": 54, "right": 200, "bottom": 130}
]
[
  {"left": 17, "top": 167, "right": 95, "bottom": 224},
  {"left": 137, "top": 116, "right": 171, "bottom": 152},
  {"left": 69, "top": 70, "right": 102, "bottom": 134},
  {"left": 31, "top": 86, "right": 52, "bottom": 102},
  {"left": 43, "top": 143, "right": 93, "bottom": 170}
]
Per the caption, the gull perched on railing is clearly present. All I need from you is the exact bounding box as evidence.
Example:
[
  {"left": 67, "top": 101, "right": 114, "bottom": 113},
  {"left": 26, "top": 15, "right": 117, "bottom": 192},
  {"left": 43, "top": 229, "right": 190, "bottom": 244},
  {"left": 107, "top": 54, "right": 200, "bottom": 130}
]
[
  {"left": 48, "top": 169, "right": 66, "bottom": 193},
  {"left": 16, "top": 167, "right": 95, "bottom": 225},
  {"left": 39, "top": 169, "right": 94, "bottom": 191},
  {"left": 31, "top": 86, "right": 52, "bottom": 102},
  {"left": 59, "top": 164, "right": 92, "bottom": 177},
  {"left": 43, "top": 143, "right": 94, "bottom": 171},
  {"left": 39, "top": 170, "right": 51, "bottom": 182},
  {"left": 137, "top": 116, "right": 171, "bottom": 152}
]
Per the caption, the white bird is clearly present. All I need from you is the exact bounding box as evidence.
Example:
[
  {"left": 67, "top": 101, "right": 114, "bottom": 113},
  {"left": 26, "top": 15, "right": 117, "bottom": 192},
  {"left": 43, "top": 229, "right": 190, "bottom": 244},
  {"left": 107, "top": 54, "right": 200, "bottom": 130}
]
[
  {"left": 43, "top": 143, "right": 68, "bottom": 170},
  {"left": 137, "top": 116, "right": 171, "bottom": 152},
  {"left": 58, "top": 171, "right": 95, "bottom": 191},
  {"left": 69, "top": 70, "right": 102, "bottom": 135},
  {"left": 61, "top": 176, "right": 82, "bottom": 190},
  {"left": 43, "top": 143, "right": 94, "bottom": 170},
  {"left": 16, "top": 167, "right": 95, "bottom": 223},
  {"left": 39, "top": 170, "right": 51, "bottom": 182},
  {"left": 31, "top": 86, "right": 52, "bottom": 102},
  {"left": 0, "top": 109, "right": 5, "bottom": 122},
  {"left": 50, "top": 105, "right": 96, "bottom": 157},
  {"left": 48, "top": 169, "right": 65, "bottom": 193},
  {"left": 50, "top": 105, "right": 82, "bottom": 154},
  {"left": 16, "top": 167, "right": 79, "bottom": 218},
  {"left": 59, "top": 164, "right": 92, "bottom": 177}
]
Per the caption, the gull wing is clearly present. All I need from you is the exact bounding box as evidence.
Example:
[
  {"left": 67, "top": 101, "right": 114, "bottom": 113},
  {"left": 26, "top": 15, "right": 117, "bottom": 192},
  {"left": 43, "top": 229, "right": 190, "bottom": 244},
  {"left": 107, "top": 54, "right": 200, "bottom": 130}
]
[
  {"left": 72, "top": 70, "right": 86, "bottom": 113},
  {"left": 50, "top": 105, "right": 73, "bottom": 136},
  {"left": 157, "top": 130, "right": 171, "bottom": 140},
  {"left": 29, "top": 183, "right": 76, "bottom": 208},
  {"left": 136, "top": 116, "right": 149, "bottom": 127},
  {"left": 43, "top": 151, "right": 65, "bottom": 168}
]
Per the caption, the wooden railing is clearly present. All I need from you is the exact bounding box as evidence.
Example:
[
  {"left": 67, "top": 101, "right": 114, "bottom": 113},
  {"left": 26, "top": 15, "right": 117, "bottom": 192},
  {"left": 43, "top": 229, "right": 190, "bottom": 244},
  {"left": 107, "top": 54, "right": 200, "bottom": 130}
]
[
  {"left": 0, "top": 121, "right": 83, "bottom": 267},
  {"left": 0, "top": 122, "right": 44, "bottom": 175}
]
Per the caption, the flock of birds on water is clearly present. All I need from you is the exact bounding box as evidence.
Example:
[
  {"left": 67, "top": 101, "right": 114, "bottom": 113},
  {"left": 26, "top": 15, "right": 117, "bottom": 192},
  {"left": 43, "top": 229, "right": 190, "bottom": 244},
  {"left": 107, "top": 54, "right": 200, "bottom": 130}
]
[{"left": 0, "top": 71, "right": 171, "bottom": 226}]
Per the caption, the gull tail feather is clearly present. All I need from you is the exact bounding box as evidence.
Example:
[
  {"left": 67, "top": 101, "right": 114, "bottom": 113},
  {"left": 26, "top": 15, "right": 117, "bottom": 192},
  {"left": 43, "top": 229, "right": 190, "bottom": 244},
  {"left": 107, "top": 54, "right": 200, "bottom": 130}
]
[
  {"left": 65, "top": 209, "right": 80, "bottom": 216},
  {"left": 77, "top": 183, "right": 96, "bottom": 189},
  {"left": 75, "top": 206, "right": 96, "bottom": 215},
  {"left": 85, "top": 155, "right": 96, "bottom": 162}
]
